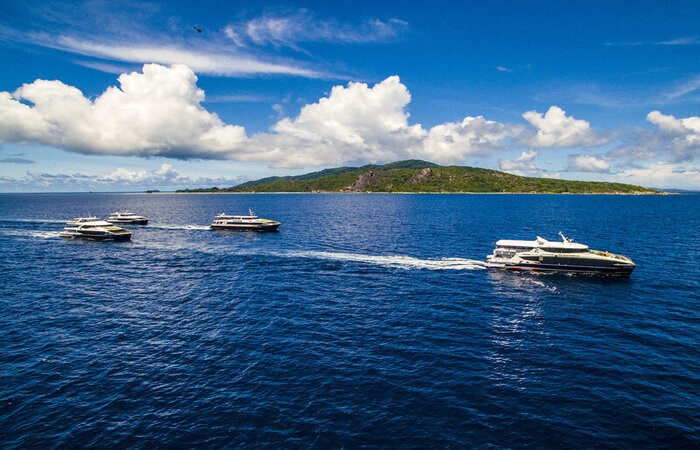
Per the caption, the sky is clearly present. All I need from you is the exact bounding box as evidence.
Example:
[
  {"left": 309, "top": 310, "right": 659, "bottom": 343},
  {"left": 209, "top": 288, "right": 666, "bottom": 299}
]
[{"left": 0, "top": 0, "right": 698, "bottom": 192}]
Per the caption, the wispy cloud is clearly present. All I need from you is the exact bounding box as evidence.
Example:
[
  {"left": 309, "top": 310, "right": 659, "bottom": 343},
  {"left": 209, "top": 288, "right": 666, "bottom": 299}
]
[
  {"left": 604, "top": 40, "right": 643, "bottom": 47},
  {"left": 544, "top": 83, "right": 635, "bottom": 109},
  {"left": 0, "top": 5, "right": 406, "bottom": 79},
  {"left": 657, "top": 36, "right": 700, "bottom": 46},
  {"left": 495, "top": 66, "right": 512, "bottom": 73},
  {"left": 0, "top": 156, "right": 35, "bottom": 164},
  {"left": 605, "top": 35, "right": 700, "bottom": 46},
  {"left": 0, "top": 12, "right": 327, "bottom": 78},
  {"left": 659, "top": 75, "right": 700, "bottom": 103},
  {"left": 47, "top": 35, "right": 323, "bottom": 77},
  {"left": 224, "top": 10, "right": 408, "bottom": 50},
  {"left": 71, "top": 59, "right": 137, "bottom": 75},
  {"left": 535, "top": 77, "right": 700, "bottom": 110}
]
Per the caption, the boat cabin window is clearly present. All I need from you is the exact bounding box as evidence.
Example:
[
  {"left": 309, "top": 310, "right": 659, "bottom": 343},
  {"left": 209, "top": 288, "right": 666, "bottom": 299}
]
[
  {"left": 542, "top": 247, "right": 583, "bottom": 253},
  {"left": 496, "top": 245, "right": 534, "bottom": 251}
]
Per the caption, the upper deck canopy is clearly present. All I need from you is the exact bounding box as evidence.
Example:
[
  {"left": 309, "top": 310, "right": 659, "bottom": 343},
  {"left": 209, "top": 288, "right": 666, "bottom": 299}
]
[{"left": 495, "top": 236, "right": 589, "bottom": 251}]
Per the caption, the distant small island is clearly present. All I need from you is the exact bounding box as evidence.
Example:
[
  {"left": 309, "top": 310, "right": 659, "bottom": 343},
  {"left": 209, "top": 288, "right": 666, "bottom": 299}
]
[{"left": 178, "top": 160, "right": 658, "bottom": 194}]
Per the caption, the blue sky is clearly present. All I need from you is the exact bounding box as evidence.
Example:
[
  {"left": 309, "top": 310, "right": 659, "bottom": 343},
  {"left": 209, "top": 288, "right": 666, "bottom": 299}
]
[{"left": 0, "top": 0, "right": 698, "bottom": 191}]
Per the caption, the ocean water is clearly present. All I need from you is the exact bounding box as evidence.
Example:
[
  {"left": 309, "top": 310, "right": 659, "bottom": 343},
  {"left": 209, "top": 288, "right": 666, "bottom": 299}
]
[{"left": 0, "top": 193, "right": 698, "bottom": 448}]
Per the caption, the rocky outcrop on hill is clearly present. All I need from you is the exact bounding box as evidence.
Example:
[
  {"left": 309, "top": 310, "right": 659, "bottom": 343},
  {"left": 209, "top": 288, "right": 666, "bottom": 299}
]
[
  {"left": 341, "top": 171, "right": 381, "bottom": 192},
  {"left": 409, "top": 167, "right": 432, "bottom": 183}
]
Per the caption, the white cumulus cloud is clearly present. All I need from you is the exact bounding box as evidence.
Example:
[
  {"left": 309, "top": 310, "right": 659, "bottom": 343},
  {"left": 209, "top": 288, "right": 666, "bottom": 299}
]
[
  {"left": 646, "top": 111, "right": 700, "bottom": 162},
  {"left": 0, "top": 91, "right": 51, "bottom": 142},
  {"left": 422, "top": 116, "right": 516, "bottom": 164},
  {"left": 567, "top": 154, "right": 611, "bottom": 172},
  {"left": 0, "top": 163, "right": 246, "bottom": 191},
  {"left": 247, "top": 76, "right": 518, "bottom": 167},
  {"left": 101, "top": 167, "right": 152, "bottom": 183},
  {"left": 610, "top": 111, "right": 700, "bottom": 164},
  {"left": 498, "top": 150, "right": 540, "bottom": 174},
  {"left": 0, "top": 64, "right": 584, "bottom": 169},
  {"left": 1, "top": 64, "right": 247, "bottom": 159},
  {"left": 617, "top": 162, "right": 700, "bottom": 190},
  {"left": 257, "top": 76, "right": 422, "bottom": 166},
  {"left": 99, "top": 164, "right": 184, "bottom": 184},
  {"left": 521, "top": 106, "right": 607, "bottom": 148}
]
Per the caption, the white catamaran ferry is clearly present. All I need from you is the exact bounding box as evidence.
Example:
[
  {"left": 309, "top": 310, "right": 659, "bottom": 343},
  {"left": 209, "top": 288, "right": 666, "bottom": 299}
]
[
  {"left": 60, "top": 219, "right": 132, "bottom": 241},
  {"left": 486, "top": 233, "right": 635, "bottom": 276},
  {"left": 106, "top": 211, "right": 149, "bottom": 225},
  {"left": 210, "top": 210, "right": 281, "bottom": 231}
]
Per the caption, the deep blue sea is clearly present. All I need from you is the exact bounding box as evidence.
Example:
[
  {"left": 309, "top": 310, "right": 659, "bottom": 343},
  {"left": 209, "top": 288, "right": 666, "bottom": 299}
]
[{"left": 0, "top": 193, "right": 698, "bottom": 448}]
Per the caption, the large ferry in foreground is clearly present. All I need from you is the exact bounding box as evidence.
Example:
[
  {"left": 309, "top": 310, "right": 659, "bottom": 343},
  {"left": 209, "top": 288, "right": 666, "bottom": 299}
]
[
  {"left": 210, "top": 210, "right": 281, "bottom": 231},
  {"left": 59, "top": 219, "right": 132, "bottom": 241},
  {"left": 486, "top": 233, "right": 635, "bottom": 276}
]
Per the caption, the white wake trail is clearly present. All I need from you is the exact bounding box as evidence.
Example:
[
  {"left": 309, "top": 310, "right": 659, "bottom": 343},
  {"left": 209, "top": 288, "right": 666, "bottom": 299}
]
[
  {"left": 149, "top": 224, "right": 211, "bottom": 231},
  {"left": 0, "top": 229, "right": 61, "bottom": 239},
  {"left": 273, "top": 250, "right": 488, "bottom": 271},
  {"left": 0, "top": 218, "right": 67, "bottom": 224}
]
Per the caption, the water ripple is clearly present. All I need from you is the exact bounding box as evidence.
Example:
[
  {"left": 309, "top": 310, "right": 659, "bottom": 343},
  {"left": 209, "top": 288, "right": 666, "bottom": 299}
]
[{"left": 0, "top": 193, "right": 698, "bottom": 447}]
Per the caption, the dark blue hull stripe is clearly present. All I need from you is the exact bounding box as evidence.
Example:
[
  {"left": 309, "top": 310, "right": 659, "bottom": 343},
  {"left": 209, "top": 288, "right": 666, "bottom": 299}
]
[{"left": 501, "top": 262, "right": 635, "bottom": 275}]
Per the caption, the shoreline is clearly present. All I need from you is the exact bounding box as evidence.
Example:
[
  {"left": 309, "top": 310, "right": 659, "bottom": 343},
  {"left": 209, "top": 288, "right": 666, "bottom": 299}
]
[
  {"left": 0, "top": 190, "right": 677, "bottom": 195},
  {"left": 174, "top": 190, "right": 667, "bottom": 195}
]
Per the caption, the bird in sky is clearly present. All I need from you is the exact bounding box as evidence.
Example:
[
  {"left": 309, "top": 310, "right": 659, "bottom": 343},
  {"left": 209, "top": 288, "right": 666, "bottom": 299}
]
[{"left": 192, "top": 25, "right": 202, "bottom": 33}]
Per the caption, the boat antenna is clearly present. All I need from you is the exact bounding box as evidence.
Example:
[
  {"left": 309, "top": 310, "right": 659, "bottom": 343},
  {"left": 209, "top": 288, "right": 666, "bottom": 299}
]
[{"left": 559, "top": 231, "right": 572, "bottom": 243}]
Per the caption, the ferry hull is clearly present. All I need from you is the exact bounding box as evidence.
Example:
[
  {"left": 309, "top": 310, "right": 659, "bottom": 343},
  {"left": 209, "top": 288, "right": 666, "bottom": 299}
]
[
  {"left": 492, "top": 262, "right": 635, "bottom": 276},
  {"left": 60, "top": 232, "right": 132, "bottom": 241},
  {"left": 108, "top": 219, "right": 148, "bottom": 225},
  {"left": 211, "top": 223, "right": 280, "bottom": 232}
]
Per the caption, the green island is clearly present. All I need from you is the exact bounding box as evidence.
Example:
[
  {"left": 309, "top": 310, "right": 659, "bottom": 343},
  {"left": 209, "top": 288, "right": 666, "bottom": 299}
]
[{"left": 178, "top": 160, "right": 658, "bottom": 194}]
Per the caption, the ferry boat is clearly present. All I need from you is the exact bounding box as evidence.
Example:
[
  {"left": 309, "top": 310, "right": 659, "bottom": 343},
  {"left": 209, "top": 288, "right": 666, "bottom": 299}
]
[
  {"left": 107, "top": 211, "right": 149, "bottom": 225},
  {"left": 59, "top": 219, "right": 132, "bottom": 241},
  {"left": 210, "top": 210, "right": 281, "bottom": 231},
  {"left": 486, "top": 233, "right": 635, "bottom": 276}
]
